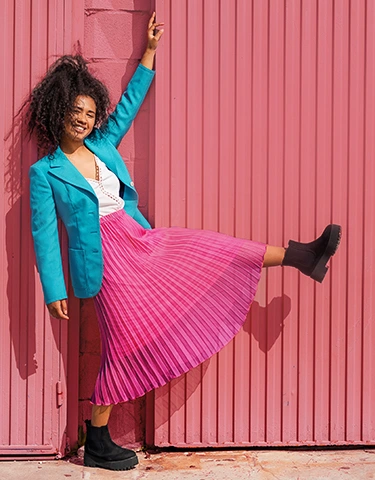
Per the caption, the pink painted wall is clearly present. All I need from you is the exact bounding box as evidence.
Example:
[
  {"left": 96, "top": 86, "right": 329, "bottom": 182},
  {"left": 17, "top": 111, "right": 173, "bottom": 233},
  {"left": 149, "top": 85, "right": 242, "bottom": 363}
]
[
  {"left": 149, "top": 0, "right": 375, "bottom": 446},
  {"left": 0, "top": 0, "right": 84, "bottom": 457},
  {"left": 79, "top": 0, "right": 155, "bottom": 448}
]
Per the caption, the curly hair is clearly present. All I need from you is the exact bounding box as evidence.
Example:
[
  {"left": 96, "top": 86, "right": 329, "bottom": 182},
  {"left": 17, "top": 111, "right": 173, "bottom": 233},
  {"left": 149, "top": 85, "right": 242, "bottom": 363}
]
[{"left": 26, "top": 55, "right": 110, "bottom": 152}]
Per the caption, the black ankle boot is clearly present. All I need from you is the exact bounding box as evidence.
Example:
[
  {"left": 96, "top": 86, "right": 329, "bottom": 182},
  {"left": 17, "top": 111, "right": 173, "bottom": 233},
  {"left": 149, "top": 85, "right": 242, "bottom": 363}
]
[
  {"left": 83, "top": 419, "right": 138, "bottom": 471},
  {"left": 282, "top": 224, "right": 342, "bottom": 282}
]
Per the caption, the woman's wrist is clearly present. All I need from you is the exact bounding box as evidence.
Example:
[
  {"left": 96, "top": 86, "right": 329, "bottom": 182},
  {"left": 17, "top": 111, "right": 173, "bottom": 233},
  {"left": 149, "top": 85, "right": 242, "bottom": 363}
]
[{"left": 140, "top": 48, "right": 157, "bottom": 70}]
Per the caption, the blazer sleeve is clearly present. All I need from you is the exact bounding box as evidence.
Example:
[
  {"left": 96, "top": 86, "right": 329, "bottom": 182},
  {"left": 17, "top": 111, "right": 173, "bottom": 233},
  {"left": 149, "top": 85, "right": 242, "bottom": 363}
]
[
  {"left": 29, "top": 165, "right": 68, "bottom": 305},
  {"left": 100, "top": 63, "right": 155, "bottom": 148}
]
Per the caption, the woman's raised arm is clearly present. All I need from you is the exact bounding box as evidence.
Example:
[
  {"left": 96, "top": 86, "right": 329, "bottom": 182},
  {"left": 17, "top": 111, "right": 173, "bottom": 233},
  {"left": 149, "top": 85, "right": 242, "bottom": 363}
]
[
  {"left": 140, "top": 12, "right": 164, "bottom": 70},
  {"left": 99, "top": 12, "right": 164, "bottom": 147}
]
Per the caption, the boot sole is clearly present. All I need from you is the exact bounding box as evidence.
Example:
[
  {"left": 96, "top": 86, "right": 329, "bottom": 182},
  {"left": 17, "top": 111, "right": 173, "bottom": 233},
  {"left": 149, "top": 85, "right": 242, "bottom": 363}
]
[
  {"left": 84, "top": 451, "right": 139, "bottom": 471},
  {"left": 310, "top": 224, "right": 342, "bottom": 283}
]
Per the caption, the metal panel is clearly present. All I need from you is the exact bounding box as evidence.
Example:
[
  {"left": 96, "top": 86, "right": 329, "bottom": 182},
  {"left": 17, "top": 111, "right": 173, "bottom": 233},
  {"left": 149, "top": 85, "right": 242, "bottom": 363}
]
[
  {"left": 150, "top": 0, "right": 375, "bottom": 446},
  {"left": 0, "top": 0, "right": 84, "bottom": 457}
]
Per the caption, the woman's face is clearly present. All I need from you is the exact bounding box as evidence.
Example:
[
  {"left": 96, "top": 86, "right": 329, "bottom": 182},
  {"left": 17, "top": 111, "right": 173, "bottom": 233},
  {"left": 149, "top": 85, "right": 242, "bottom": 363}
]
[{"left": 63, "top": 95, "right": 97, "bottom": 143}]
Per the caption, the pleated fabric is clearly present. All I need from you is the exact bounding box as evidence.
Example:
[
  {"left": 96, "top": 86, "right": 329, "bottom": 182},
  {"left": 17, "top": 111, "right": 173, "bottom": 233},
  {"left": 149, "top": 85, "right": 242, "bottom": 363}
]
[{"left": 91, "top": 209, "right": 267, "bottom": 405}]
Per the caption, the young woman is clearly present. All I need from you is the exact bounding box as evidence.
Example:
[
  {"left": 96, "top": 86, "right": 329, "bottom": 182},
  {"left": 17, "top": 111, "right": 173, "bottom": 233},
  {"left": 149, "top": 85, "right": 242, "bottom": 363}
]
[{"left": 27, "top": 13, "right": 341, "bottom": 472}]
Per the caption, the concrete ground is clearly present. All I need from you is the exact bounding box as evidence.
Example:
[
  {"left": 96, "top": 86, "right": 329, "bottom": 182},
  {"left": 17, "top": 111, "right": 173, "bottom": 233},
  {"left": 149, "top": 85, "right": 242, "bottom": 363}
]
[{"left": 0, "top": 448, "right": 374, "bottom": 479}]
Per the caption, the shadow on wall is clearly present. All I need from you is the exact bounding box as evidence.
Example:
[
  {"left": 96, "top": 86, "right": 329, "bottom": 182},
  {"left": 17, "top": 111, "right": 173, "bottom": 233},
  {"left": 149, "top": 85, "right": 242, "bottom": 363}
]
[
  {"left": 245, "top": 295, "right": 292, "bottom": 353},
  {"left": 152, "top": 294, "right": 292, "bottom": 431},
  {"left": 5, "top": 109, "right": 64, "bottom": 381}
]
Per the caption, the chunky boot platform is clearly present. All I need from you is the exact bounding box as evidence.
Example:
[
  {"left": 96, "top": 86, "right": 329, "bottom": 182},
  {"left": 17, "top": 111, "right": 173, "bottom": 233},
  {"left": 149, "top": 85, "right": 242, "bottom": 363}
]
[
  {"left": 84, "top": 420, "right": 138, "bottom": 471},
  {"left": 282, "top": 224, "right": 342, "bottom": 282}
]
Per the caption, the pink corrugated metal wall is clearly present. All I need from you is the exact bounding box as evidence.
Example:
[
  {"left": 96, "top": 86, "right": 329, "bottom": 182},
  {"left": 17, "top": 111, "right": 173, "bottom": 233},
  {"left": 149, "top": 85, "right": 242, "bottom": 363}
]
[
  {"left": 148, "top": 0, "right": 375, "bottom": 446},
  {"left": 1, "top": 0, "right": 84, "bottom": 457},
  {"left": 2, "top": 0, "right": 375, "bottom": 455}
]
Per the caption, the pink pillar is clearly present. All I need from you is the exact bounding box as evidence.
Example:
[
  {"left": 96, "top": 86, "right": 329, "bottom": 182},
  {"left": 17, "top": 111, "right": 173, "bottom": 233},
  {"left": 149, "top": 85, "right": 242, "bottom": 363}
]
[{"left": 79, "top": 0, "right": 154, "bottom": 448}]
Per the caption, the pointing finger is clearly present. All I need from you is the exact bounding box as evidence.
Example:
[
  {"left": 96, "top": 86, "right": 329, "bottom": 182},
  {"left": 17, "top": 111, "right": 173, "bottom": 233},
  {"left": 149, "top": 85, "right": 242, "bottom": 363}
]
[{"left": 148, "top": 12, "right": 156, "bottom": 29}]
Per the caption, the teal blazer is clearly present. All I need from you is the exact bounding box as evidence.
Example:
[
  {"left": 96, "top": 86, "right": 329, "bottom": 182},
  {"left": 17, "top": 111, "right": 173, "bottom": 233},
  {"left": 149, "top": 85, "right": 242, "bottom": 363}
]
[{"left": 29, "top": 63, "right": 155, "bottom": 305}]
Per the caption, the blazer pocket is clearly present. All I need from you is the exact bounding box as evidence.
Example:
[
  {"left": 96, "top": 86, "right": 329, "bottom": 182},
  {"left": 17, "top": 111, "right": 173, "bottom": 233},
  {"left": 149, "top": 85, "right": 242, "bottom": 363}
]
[{"left": 68, "top": 248, "right": 88, "bottom": 292}]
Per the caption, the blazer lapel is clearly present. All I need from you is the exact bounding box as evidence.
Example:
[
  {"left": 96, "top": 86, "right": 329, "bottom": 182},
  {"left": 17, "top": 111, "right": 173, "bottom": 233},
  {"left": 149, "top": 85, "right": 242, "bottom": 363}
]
[
  {"left": 48, "top": 147, "right": 96, "bottom": 195},
  {"left": 84, "top": 136, "right": 132, "bottom": 187},
  {"left": 47, "top": 136, "right": 136, "bottom": 197},
  {"left": 85, "top": 137, "right": 121, "bottom": 178}
]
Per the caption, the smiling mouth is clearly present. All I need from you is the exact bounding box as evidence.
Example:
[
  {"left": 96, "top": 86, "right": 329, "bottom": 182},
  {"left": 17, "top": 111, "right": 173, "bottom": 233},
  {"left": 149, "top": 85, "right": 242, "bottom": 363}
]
[{"left": 72, "top": 124, "right": 86, "bottom": 134}]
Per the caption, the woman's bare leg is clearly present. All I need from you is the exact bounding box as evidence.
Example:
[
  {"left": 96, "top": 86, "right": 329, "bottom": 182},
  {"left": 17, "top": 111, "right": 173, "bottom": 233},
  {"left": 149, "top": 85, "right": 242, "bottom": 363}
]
[
  {"left": 263, "top": 245, "right": 285, "bottom": 268},
  {"left": 91, "top": 404, "right": 114, "bottom": 427}
]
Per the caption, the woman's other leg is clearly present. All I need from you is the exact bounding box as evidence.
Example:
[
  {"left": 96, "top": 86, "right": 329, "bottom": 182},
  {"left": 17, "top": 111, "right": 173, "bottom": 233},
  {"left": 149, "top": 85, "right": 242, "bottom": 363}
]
[
  {"left": 91, "top": 404, "right": 113, "bottom": 427},
  {"left": 85, "top": 404, "right": 138, "bottom": 471}
]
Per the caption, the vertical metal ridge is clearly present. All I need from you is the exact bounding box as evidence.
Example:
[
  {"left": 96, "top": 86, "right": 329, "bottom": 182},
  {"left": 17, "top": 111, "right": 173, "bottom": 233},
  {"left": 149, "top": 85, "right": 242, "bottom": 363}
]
[
  {"left": 8, "top": 0, "right": 16, "bottom": 447},
  {"left": 360, "top": 0, "right": 368, "bottom": 441},
  {"left": 283, "top": 0, "right": 289, "bottom": 444},
  {"left": 217, "top": 0, "right": 221, "bottom": 234},
  {"left": 314, "top": 0, "right": 321, "bottom": 437},
  {"left": 200, "top": 0, "right": 205, "bottom": 232},
  {"left": 265, "top": 0, "right": 270, "bottom": 443},
  {"left": 298, "top": 0, "right": 304, "bottom": 443},
  {"left": 362, "top": 0, "right": 375, "bottom": 443},
  {"left": 186, "top": 0, "right": 189, "bottom": 227},
  {"left": 168, "top": 0, "right": 172, "bottom": 230},
  {"left": 328, "top": 0, "right": 335, "bottom": 443},
  {"left": 24, "top": 0, "right": 32, "bottom": 445},
  {"left": 346, "top": 0, "right": 366, "bottom": 442},
  {"left": 344, "top": 0, "right": 351, "bottom": 442},
  {"left": 185, "top": 0, "right": 205, "bottom": 445},
  {"left": 249, "top": 0, "right": 254, "bottom": 444},
  {"left": 26, "top": 0, "right": 34, "bottom": 446},
  {"left": 0, "top": 0, "right": 4, "bottom": 446},
  {"left": 312, "top": 0, "right": 318, "bottom": 442}
]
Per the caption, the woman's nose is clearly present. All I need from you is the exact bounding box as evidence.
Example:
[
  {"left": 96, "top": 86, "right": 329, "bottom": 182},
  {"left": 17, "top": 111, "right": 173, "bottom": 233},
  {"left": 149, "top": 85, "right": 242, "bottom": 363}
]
[{"left": 76, "top": 115, "right": 86, "bottom": 125}]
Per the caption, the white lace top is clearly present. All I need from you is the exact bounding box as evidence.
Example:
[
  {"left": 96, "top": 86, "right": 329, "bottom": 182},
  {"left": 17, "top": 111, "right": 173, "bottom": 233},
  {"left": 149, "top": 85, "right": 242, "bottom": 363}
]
[{"left": 86, "top": 157, "right": 125, "bottom": 218}]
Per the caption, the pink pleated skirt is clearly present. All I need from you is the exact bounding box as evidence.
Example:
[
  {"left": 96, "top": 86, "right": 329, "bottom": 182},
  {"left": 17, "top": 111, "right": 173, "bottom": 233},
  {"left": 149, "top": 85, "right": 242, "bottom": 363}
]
[{"left": 91, "top": 209, "right": 266, "bottom": 405}]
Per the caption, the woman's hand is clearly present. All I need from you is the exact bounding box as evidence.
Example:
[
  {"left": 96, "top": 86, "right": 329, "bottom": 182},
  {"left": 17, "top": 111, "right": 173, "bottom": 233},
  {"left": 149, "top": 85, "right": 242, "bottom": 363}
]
[
  {"left": 147, "top": 12, "right": 164, "bottom": 51},
  {"left": 47, "top": 299, "right": 69, "bottom": 320},
  {"left": 141, "top": 12, "right": 164, "bottom": 70}
]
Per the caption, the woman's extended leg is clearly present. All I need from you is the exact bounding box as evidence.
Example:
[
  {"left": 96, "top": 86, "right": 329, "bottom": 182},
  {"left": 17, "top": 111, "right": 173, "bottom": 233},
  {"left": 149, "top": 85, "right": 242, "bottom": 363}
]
[
  {"left": 265, "top": 224, "right": 342, "bottom": 282},
  {"left": 263, "top": 246, "right": 285, "bottom": 267}
]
